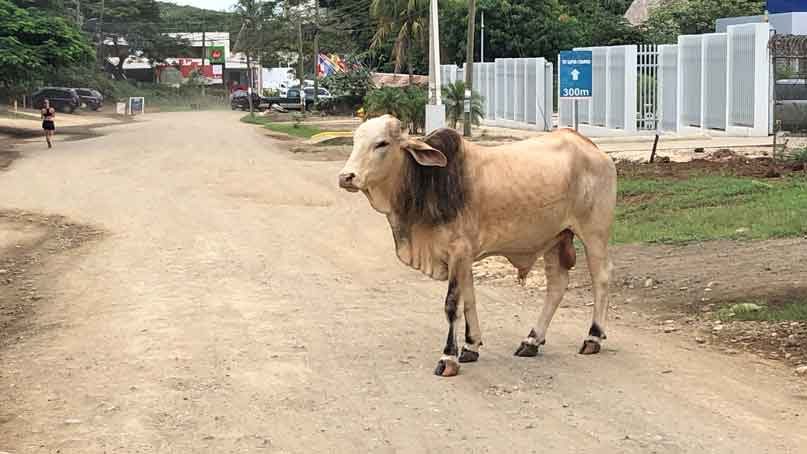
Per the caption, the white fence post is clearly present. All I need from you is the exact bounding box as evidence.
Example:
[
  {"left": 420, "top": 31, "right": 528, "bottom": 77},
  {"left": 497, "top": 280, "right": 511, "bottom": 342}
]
[
  {"left": 726, "top": 22, "right": 770, "bottom": 136},
  {"left": 658, "top": 44, "right": 679, "bottom": 133}
]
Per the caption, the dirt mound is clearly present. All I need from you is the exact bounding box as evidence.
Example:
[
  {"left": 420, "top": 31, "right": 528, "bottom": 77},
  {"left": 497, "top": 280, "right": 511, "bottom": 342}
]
[{"left": 618, "top": 153, "right": 805, "bottom": 179}]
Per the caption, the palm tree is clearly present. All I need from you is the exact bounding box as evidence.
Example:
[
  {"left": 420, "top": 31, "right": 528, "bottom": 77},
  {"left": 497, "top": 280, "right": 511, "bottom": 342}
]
[
  {"left": 370, "top": 0, "right": 428, "bottom": 86},
  {"left": 442, "top": 81, "right": 484, "bottom": 129},
  {"left": 233, "top": 0, "right": 271, "bottom": 116}
]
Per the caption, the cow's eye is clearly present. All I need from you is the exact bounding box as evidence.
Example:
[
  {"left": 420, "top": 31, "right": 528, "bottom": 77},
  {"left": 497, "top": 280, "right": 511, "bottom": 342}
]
[{"left": 375, "top": 141, "right": 389, "bottom": 149}]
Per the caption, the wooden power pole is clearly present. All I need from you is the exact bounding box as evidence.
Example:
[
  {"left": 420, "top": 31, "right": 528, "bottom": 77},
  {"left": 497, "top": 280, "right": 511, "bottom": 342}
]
[
  {"left": 313, "top": 0, "right": 319, "bottom": 105},
  {"left": 463, "top": 0, "right": 477, "bottom": 137},
  {"left": 298, "top": 18, "right": 305, "bottom": 112}
]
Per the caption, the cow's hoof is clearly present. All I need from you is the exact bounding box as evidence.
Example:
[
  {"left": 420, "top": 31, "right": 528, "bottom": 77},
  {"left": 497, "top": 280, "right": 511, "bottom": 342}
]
[
  {"left": 514, "top": 341, "right": 540, "bottom": 357},
  {"left": 579, "top": 340, "right": 602, "bottom": 355},
  {"left": 434, "top": 357, "right": 460, "bottom": 377},
  {"left": 458, "top": 348, "right": 479, "bottom": 363}
]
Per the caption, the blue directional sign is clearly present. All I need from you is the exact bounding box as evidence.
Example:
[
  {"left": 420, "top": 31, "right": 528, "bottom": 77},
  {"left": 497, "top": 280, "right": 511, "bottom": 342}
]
[{"left": 559, "top": 50, "right": 593, "bottom": 99}]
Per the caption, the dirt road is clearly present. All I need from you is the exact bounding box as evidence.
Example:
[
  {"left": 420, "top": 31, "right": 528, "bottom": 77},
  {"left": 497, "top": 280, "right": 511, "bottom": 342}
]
[{"left": 1, "top": 112, "right": 805, "bottom": 453}]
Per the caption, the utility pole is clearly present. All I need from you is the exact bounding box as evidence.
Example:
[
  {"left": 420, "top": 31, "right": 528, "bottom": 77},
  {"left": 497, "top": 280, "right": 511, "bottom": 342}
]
[
  {"left": 463, "top": 0, "right": 477, "bottom": 137},
  {"left": 298, "top": 18, "right": 305, "bottom": 112},
  {"left": 201, "top": 14, "right": 207, "bottom": 97},
  {"left": 75, "top": 0, "right": 81, "bottom": 26},
  {"left": 313, "top": 0, "right": 319, "bottom": 105},
  {"left": 480, "top": 11, "right": 484, "bottom": 63},
  {"left": 425, "top": 0, "right": 445, "bottom": 134}
]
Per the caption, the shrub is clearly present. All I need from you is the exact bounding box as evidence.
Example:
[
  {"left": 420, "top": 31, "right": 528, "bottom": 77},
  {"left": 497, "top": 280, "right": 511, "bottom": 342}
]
[
  {"left": 363, "top": 86, "right": 428, "bottom": 134},
  {"left": 442, "top": 81, "right": 484, "bottom": 129}
]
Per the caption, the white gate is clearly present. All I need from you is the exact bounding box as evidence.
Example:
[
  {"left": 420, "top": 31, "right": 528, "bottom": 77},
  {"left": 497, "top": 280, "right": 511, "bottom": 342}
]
[
  {"left": 559, "top": 22, "right": 770, "bottom": 137},
  {"left": 637, "top": 44, "right": 659, "bottom": 131}
]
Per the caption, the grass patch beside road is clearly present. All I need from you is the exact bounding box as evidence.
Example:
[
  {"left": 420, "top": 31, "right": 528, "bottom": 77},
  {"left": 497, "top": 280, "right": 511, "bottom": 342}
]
[
  {"left": 240, "top": 114, "right": 322, "bottom": 139},
  {"left": 717, "top": 300, "right": 807, "bottom": 322},
  {"left": 613, "top": 175, "right": 807, "bottom": 244}
]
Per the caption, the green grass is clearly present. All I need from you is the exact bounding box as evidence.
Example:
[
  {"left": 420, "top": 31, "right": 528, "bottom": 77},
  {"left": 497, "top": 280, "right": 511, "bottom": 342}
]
[
  {"left": 613, "top": 175, "right": 807, "bottom": 244},
  {"left": 717, "top": 300, "right": 807, "bottom": 322},
  {"left": 240, "top": 114, "right": 322, "bottom": 139}
]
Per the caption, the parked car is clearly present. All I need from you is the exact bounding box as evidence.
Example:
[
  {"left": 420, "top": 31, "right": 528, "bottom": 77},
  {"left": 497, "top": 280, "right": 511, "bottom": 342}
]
[
  {"left": 75, "top": 88, "right": 104, "bottom": 111},
  {"left": 31, "top": 87, "right": 81, "bottom": 113},
  {"left": 303, "top": 87, "right": 333, "bottom": 101},
  {"left": 263, "top": 87, "right": 333, "bottom": 111},
  {"left": 230, "top": 92, "right": 266, "bottom": 111}
]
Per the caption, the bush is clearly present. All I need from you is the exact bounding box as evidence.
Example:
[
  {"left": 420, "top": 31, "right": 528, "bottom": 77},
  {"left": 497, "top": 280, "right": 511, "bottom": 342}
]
[
  {"left": 442, "top": 81, "right": 484, "bottom": 129},
  {"left": 316, "top": 94, "right": 364, "bottom": 115},
  {"left": 363, "top": 86, "right": 427, "bottom": 133}
]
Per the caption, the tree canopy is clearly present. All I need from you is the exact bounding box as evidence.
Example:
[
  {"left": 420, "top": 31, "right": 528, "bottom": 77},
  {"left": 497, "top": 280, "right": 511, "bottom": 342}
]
[{"left": 0, "top": 0, "right": 94, "bottom": 88}]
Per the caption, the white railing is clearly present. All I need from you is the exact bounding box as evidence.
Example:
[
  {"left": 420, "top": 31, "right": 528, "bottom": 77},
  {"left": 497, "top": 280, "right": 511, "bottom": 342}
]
[
  {"left": 558, "top": 22, "right": 770, "bottom": 137},
  {"left": 441, "top": 57, "right": 553, "bottom": 131}
]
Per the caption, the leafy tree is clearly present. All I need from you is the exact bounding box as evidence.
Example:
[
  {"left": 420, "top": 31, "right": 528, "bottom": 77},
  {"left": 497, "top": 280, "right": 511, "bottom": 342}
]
[
  {"left": 370, "top": 0, "right": 428, "bottom": 83},
  {"left": 442, "top": 81, "right": 484, "bottom": 129},
  {"left": 81, "top": 0, "right": 190, "bottom": 79},
  {"left": 440, "top": 0, "right": 641, "bottom": 65},
  {"left": 320, "top": 62, "right": 374, "bottom": 97},
  {"left": 0, "top": 0, "right": 94, "bottom": 93},
  {"left": 641, "top": 0, "right": 764, "bottom": 44}
]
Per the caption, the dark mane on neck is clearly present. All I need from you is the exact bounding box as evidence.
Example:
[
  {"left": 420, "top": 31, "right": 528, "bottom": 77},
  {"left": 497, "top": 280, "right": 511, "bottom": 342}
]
[{"left": 394, "top": 128, "right": 468, "bottom": 226}]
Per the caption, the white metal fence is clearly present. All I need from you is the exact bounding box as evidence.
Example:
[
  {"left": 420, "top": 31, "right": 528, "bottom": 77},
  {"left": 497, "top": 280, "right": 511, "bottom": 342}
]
[
  {"left": 440, "top": 58, "right": 553, "bottom": 131},
  {"left": 558, "top": 22, "right": 770, "bottom": 137}
]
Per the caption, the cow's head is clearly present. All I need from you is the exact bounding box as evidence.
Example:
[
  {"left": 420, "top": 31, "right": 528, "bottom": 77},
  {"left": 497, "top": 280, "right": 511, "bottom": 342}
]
[{"left": 338, "top": 115, "right": 448, "bottom": 213}]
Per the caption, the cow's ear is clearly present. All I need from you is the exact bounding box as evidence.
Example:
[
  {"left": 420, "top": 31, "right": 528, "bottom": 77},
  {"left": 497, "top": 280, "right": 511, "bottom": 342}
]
[{"left": 404, "top": 139, "right": 447, "bottom": 167}]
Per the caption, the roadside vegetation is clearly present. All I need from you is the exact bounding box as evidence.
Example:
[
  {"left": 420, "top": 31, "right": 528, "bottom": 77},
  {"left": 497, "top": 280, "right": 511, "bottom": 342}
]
[
  {"left": 613, "top": 174, "right": 807, "bottom": 244},
  {"left": 717, "top": 300, "right": 807, "bottom": 322},
  {"left": 240, "top": 115, "right": 323, "bottom": 139}
]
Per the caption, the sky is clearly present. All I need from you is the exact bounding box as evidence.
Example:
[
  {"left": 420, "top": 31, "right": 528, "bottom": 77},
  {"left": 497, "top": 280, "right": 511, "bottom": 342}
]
[{"left": 165, "top": 0, "right": 236, "bottom": 12}]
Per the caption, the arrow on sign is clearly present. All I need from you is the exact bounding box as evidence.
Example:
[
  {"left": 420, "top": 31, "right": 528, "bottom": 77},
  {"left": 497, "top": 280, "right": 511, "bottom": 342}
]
[{"left": 571, "top": 68, "right": 580, "bottom": 81}]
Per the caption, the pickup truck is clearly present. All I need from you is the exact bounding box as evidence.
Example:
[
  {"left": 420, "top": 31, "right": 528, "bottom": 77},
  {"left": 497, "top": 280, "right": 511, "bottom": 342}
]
[{"left": 263, "top": 87, "right": 332, "bottom": 111}]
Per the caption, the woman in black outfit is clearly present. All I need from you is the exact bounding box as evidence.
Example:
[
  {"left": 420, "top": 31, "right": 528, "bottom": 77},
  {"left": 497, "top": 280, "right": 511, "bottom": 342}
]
[{"left": 41, "top": 98, "right": 55, "bottom": 148}]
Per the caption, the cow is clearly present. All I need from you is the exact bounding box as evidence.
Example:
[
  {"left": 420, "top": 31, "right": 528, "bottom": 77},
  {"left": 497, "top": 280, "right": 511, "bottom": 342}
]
[{"left": 338, "top": 115, "right": 617, "bottom": 377}]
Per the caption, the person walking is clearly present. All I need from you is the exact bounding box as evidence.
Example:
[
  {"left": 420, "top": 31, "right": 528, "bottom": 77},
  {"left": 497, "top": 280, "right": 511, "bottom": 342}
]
[{"left": 41, "top": 99, "right": 56, "bottom": 148}]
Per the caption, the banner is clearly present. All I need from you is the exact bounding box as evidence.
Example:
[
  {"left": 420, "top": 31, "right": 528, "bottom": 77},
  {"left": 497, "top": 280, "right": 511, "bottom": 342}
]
[{"left": 317, "top": 53, "right": 350, "bottom": 77}]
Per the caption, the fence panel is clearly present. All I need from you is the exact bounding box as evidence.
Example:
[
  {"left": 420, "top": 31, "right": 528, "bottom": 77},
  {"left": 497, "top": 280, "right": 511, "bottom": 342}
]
[
  {"left": 495, "top": 59, "right": 506, "bottom": 120},
  {"left": 658, "top": 45, "right": 679, "bottom": 132},
  {"left": 703, "top": 34, "right": 728, "bottom": 130},
  {"left": 679, "top": 35, "right": 703, "bottom": 127},
  {"left": 591, "top": 47, "right": 608, "bottom": 126}
]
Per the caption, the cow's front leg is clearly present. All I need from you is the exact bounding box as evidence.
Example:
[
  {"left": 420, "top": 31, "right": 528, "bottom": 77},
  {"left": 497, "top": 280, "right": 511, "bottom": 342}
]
[
  {"left": 434, "top": 278, "right": 462, "bottom": 377},
  {"left": 458, "top": 274, "right": 482, "bottom": 363}
]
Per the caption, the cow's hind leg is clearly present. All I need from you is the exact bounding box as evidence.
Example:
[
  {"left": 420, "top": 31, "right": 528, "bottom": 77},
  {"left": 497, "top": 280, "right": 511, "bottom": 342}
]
[
  {"left": 515, "top": 235, "right": 571, "bottom": 357},
  {"left": 578, "top": 231, "right": 612, "bottom": 355}
]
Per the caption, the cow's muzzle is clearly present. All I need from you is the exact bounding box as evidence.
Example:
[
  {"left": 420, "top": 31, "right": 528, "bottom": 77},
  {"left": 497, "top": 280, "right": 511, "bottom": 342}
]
[{"left": 338, "top": 172, "right": 360, "bottom": 192}]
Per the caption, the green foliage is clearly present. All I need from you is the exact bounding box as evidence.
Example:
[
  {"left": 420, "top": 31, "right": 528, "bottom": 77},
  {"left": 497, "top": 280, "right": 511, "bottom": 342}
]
[
  {"left": 717, "top": 301, "right": 807, "bottom": 321},
  {"left": 371, "top": 0, "right": 428, "bottom": 76},
  {"left": 363, "top": 86, "right": 427, "bottom": 133},
  {"left": 157, "top": 1, "right": 236, "bottom": 31},
  {"left": 614, "top": 175, "right": 807, "bottom": 244},
  {"left": 320, "top": 64, "right": 374, "bottom": 97},
  {"left": 442, "top": 81, "right": 485, "bottom": 129},
  {"left": 641, "top": 0, "right": 764, "bottom": 44},
  {"left": 0, "top": 0, "right": 94, "bottom": 89},
  {"left": 439, "top": 0, "right": 639, "bottom": 66},
  {"left": 787, "top": 147, "right": 807, "bottom": 164}
]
